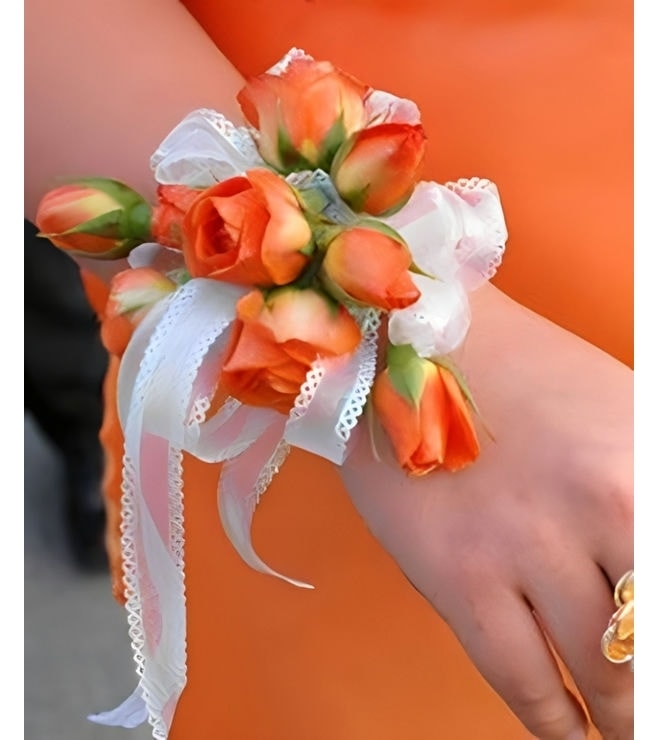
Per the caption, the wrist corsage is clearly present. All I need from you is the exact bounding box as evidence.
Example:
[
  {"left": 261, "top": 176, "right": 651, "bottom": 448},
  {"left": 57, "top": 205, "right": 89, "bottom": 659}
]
[{"left": 35, "top": 48, "right": 507, "bottom": 738}]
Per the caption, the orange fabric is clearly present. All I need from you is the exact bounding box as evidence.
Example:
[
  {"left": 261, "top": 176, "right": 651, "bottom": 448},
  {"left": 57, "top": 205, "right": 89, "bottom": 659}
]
[
  {"left": 184, "top": 0, "right": 633, "bottom": 368},
  {"left": 94, "top": 2, "right": 631, "bottom": 738}
]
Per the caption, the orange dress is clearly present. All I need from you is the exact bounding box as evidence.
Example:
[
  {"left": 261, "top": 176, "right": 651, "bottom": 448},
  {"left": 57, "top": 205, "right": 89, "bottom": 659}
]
[{"left": 87, "top": 1, "right": 632, "bottom": 738}]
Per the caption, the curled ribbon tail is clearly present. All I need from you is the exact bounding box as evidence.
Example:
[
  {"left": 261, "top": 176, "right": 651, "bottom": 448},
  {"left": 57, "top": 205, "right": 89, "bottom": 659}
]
[
  {"left": 88, "top": 685, "right": 149, "bottom": 729},
  {"left": 218, "top": 414, "right": 314, "bottom": 589}
]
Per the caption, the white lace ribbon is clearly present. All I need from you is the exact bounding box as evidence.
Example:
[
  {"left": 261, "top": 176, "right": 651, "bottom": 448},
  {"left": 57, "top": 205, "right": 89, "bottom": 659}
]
[
  {"left": 150, "top": 109, "right": 263, "bottom": 186},
  {"left": 92, "top": 274, "right": 377, "bottom": 737}
]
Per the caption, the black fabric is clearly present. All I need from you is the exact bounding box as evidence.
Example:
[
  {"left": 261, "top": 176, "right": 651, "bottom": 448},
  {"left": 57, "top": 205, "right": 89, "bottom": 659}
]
[
  {"left": 24, "top": 219, "right": 108, "bottom": 460},
  {"left": 24, "top": 218, "right": 110, "bottom": 570}
]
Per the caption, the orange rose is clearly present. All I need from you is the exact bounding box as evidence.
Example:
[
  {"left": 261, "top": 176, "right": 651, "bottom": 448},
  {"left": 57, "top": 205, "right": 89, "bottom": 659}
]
[
  {"left": 106, "top": 267, "right": 177, "bottom": 322},
  {"left": 220, "top": 287, "right": 362, "bottom": 413},
  {"left": 331, "top": 123, "right": 427, "bottom": 215},
  {"left": 238, "top": 56, "right": 368, "bottom": 172},
  {"left": 321, "top": 225, "right": 420, "bottom": 311},
  {"left": 35, "top": 178, "right": 151, "bottom": 258},
  {"left": 102, "top": 267, "right": 177, "bottom": 356},
  {"left": 151, "top": 184, "right": 201, "bottom": 249},
  {"left": 372, "top": 345, "right": 480, "bottom": 475},
  {"left": 183, "top": 168, "right": 313, "bottom": 287}
]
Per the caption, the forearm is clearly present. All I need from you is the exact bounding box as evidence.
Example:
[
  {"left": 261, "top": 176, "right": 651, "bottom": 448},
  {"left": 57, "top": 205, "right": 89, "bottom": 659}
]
[{"left": 24, "top": 0, "right": 245, "bottom": 219}]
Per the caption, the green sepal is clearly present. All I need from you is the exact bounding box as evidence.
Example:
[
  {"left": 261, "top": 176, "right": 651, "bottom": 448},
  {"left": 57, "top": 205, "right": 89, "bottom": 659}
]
[
  {"left": 274, "top": 127, "right": 316, "bottom": 173},
  {"left": 68, "top": 176, "right": 140, "bottom": 204},
  {"left": 408, "top": 260, "right": 436, "bottom": 279},
  {"left": 328, "top": 132, "right": 353, "bottom": 175},
  {"left": 290, "top": 249, "right": 324, "bottom": 290},
  {"left": 317, "top": 264, "right": 365, "bottom": 310},
  {"left": 316, "top": 116, "right": 349, "bottom": 173},
  {"left": 329, "top": 133, "right": 368, "bottom": 211},
  {"left": 355, "top": 218, "right": 407, "bottom": 245},
  {"left": 271, "top": 114, "right": 351, "bottom": 174},
  {"left": 385, "top": 343, "right": 427, "bottom": 407},
  {"left": 337, "top": 185, "right": 370, "bottom": 214},
  {"left": 58, "top": 176, "right": 153, "bottom": 241},
  {"left": 62, "top": 209, "right": 126, "bottom": 238},
  {"left": 312, "top": 222, "right": 345, "bottom": 252},
  {"left": 126, "top": 201, "right": 153, "bottom": 241}
]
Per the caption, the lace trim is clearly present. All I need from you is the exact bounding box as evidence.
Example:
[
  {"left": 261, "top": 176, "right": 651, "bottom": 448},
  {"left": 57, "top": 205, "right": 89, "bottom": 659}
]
[
  {"left": 187, "top": 396, "right": 211, "bottom": 428},
  {"left": 267, "top": 47, "right": 312, "bottom": 75},
  {"left": 446, "top": 177, "right": 507, "bottom": 282},
  {"left": 250, "top": 438, "right": 292, "bottom": 511},
  {"left": 287, "top": 306, "right": 381, "bottom": 459},
  {"left": 338, "top": 308, "right": 381, "bottom": 442},
  {"left": 289, "top": 364, "right": 326, "bottom": 420},
  {"left": 120, "top": 282, "right": 237, "bottom": 739}
]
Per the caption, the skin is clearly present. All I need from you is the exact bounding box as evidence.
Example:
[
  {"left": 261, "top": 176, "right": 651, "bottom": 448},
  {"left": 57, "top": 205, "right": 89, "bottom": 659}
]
[
  {"left": 25, "top": 1, "right": 633, "bottom": 737},
  {"left": 342, "top": 283, "right": 633, "bottom": 739}
]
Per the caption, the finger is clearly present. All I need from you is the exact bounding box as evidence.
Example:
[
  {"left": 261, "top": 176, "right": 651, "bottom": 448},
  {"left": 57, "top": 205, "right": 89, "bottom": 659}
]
[
  {"left": 523, "top": 552, "right": 634, "bottom": 739},
  {"left": 585, "top": 469, "right": 633, "bottom": 591},
  {"left": 429, "top": 584, "right": 590, "bottom": 740}
]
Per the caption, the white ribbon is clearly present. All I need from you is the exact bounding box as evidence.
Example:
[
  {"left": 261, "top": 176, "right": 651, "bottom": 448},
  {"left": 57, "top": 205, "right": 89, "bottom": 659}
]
[{"left": 92, "top": 273, "right": 377, "bottom": 737}]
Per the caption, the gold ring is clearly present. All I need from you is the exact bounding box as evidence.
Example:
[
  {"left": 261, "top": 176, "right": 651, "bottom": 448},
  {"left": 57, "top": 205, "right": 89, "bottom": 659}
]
[{"left": 601, "top": 570, "right": 634, "bottom": 669}]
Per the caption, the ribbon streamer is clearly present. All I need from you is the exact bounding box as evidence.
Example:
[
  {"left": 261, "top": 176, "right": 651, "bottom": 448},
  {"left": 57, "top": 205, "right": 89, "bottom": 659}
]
[{"left": 95, "top": 274, "right": 377, "bottom": 736}]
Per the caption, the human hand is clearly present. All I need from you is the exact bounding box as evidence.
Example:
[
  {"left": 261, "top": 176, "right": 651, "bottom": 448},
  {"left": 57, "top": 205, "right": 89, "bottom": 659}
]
[{"left": 339, "top": 282, "right": 633, "bottom": 739}]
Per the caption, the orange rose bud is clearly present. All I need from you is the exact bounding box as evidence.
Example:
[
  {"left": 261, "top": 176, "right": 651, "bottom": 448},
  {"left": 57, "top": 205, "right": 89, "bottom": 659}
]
[
  {"left": 102, "top": 267, "right": 177, "bottom": 354},
  {"left": 331, "top": 123, "right": 427, "bottom": 215},
  {"left": 220, "top": 287, "right": 362, "bottom": 414},
  {"left": 321, "top": 225, "right": 420, "bottom": 311},
  {"left": 35, "top": 178, "right": 152, "bottom": 259},
  {"left": 372, "top": 345, "right": 480, "bottom": 476},
  {"left": 151, "top": 184, "right": 201, "bottom": 249},
  {"left": 106, "top": 267, "right": 177, "bottom": 322},
  {"left": 238, "top": 56, "right": 368, "bottom": 172},
  {"left": 183, "top": 168, "right": 313, "bottom": 287}
]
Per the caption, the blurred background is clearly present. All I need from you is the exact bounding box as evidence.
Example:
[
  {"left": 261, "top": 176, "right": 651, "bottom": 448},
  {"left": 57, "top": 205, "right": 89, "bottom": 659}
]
[
  {"left": 24, "top": 218, "right": 152, "bottom": 740},
  {"left": 24, "top": 410, "right": 152, "bottom": 740}
]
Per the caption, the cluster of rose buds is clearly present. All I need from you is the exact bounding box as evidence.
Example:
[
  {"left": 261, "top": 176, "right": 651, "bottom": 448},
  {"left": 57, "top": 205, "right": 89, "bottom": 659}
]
[{"left": 35, "top": 53, "right": 482, "bottom": 477}]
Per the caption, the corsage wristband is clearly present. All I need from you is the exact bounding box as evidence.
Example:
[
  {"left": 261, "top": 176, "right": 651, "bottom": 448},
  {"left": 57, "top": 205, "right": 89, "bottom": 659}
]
[{"left": 35, "top": 48, "right": 507, "bottom": 738}]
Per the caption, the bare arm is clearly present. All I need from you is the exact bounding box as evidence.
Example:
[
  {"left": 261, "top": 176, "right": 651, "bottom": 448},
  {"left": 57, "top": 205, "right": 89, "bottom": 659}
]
[
  {"left": 341, "top": 281, "right": 633, "bottom": 739},
  {"left": 24, "top": 0, "right": 245, "bottom": 218}
]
